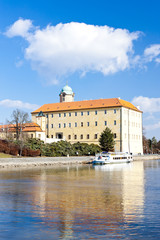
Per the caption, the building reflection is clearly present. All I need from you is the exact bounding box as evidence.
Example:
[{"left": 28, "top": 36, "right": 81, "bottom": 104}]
[{"left": 30, "top": 162, "right": 144, "bottom": 238}]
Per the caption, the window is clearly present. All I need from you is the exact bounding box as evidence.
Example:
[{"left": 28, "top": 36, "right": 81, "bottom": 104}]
[
  {"left": 51, "top": 114, "right": 53, "bottom": 118},
  {"left": 31, "top": 134, "right": 33, "bottom": 138},
  {"left": 14, "top": 134, "right": 16, "bottom": 138},
  {"left": 64, "top": 123, "right": 66, "bottom": 128},
  {"left": 114, "top": 109, "right": 116, "bottom": 114},
  {"left": 59, "top": 123, "right": 61, "bottom": 128},
  {"left": 104, "top": 110, "right": 107, "bottom": 114},
  {"left": 105, "top": 121, "right": 107, "bottom": 126},
  {"left": 114, "top": 133, "right": 117, "bottom": 138},
  {"left": 87, "top": 134, "right": 90, "bottom": 139},
  {"left": 46, "top": 114, "right": 48, "bottom": 118},
  {"left": 95, "top": 110, "right": 97, "bottom": 115},
  {"left": 59, "top": 113, "right": 61, "bottom": 117},
  {"left": 64, "top": 113, "right": 66, "bottom": 117},
  {"left": 46, "top": 124, "right": 48, "bottom": 129},
  {"left": 114, "top": 120, "right": 116, "bottom": 125},
  {"left": 95, "top": 121, "right": 97, "bottom": 126},
  {"left": 87, "top": 122, "right": 90, "bottom": 127},
  {"left": 75, "top": 122, "right": 77, "bottom": 127},
  {"left": 63, "top": 97, "right": 65, "bottom": 101},
  {"left": 38, "top": 134, "right": 41, "bottom": 138},
  {"left": 75, "top": 112, "right": 77, "bottom": 116},
  {"left": 51, "top": 135, "right": 53, "bottom": 138},
  {"left": 68, "top": 135, "right": 71, "bottom": 140},
  {"left": 69, "top": 123, "right": 71, "bottom": 128},
  {"left": 80, "top": 134, "right": 83, "bottom": 139},
  {"left": 87, "top": 111, "right": 90, "bottom": 115},
  {"left": 74, "top": 135, "right": 77, "bottom": 140},
  {"left": 94, "top": 134, "right": 98, "bottom": 139},
  {"left": 81, "top": 112, "right": 83, "bottom": 116},
  {"left": 51, "top": 124, "right": 53, "bottom": 128},
  {"left": 81, "top": 122, "right": 83, "bottom": 127},
  {"left": 69, "top": 112, "right": 71, "bottom": 117}
]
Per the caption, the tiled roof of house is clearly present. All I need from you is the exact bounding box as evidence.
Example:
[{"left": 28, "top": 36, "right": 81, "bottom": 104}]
[
  {"left": 32, "top": 98, "right": 142, "bottom": 114},
  {"left": 0, "top": 122, "right": 43, "bottom": 133},
  {"left": 22, "top": 123, "right": 43, "bottom": 132}
]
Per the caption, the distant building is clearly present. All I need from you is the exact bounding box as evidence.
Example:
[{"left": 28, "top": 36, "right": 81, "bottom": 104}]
[
  {"left": 31, "top": 85, "right": 143, "bottom": 154},
  {"left": 0, "top": 122, "right": 45, "bottom": 141}
]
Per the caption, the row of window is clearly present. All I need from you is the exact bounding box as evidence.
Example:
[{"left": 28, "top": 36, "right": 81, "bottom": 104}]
[
  {"left": 124, "top": 120, "right": 141, "bottom": 128},
  {"left": 124, "top": 109, "right": 141, "bottom": 118},
  {"left": 124, "top": 133, "right": 141, "bottom": 140},
  {"left": 47, "top": 120, "right": 117, "bottom": 129},
  {"left": 50, "top": 133, "right": 117, "bottom": 140},
  {"left": 46, "top": 109, "right": 117, "bottom": 118}
]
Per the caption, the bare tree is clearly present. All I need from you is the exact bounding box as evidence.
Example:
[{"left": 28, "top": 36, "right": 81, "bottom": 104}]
[{"left": 10, "top": 109, "right": 29, "bottom": 141}]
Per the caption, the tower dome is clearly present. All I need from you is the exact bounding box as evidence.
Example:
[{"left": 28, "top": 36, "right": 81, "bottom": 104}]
[
  {"left": 61, "top": 85, "right": 73, "bottom": 95},
  {"left": 59, "top": 84, "right": 75, "bottom": 103}
]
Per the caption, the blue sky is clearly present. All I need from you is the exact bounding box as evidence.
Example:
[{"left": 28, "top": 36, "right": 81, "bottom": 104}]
[{"left": 0, "top": 0, "right": 160, "bottom": 140}]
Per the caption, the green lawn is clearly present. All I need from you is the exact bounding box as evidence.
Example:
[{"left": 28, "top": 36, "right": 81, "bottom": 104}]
[{"left": 0, "top": 153, "right": 13, "bottom": 158}]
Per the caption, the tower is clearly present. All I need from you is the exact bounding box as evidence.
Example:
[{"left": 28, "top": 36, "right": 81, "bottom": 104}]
[
  {"left": 36, "top": 111, "right": 46, "bottom": 131},
  {"left": 59, "top": 85, "right": 75, "bottom": 103}
]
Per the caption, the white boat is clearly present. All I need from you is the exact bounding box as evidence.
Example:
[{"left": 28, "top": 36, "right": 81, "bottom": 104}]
[{"left": 92, "top": 152, "right": 133, "bottom": 165}]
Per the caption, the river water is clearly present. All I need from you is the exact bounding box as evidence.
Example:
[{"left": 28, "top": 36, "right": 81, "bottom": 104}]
[{"left": 0, "top": 160, "right": 160, "bottom": 239}]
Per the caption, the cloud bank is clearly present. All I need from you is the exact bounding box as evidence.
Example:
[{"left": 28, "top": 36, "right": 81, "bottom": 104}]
[
  {"left": 132, "top": 96, "right": 160, "bottom": 113},
  {"left": 144, "top": 44, "right": 160, "bottom": 63},
  {"left": 145, "top": 121, "right": 160, "bottom": 131},
  {"left": 5, "top": 19, "right": 140, "bottom": 84},
  {"left": 132, "top": 96, "right": 160, "bottom": 132},
  {"left": 0, "top": 99, "right": 39, "bottom": 110}
]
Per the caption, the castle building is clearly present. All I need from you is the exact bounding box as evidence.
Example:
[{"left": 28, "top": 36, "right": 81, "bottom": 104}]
[{"left": 31, "top": 85, "right": 143, "bottom": 154}]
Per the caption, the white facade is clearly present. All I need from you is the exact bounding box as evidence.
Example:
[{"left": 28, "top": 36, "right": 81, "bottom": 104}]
[{"left": 121, "top": 107, "right": 143, "bottom": 154}]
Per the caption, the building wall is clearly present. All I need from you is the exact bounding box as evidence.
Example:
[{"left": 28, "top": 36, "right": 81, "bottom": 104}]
[
  {"left": 32, "top": 106, "right": 143, "bottom": 154},
  {"left": 60, "top": 94, "right": 74, "bottom": 103},
  {"left": 121, "top": 107, "right": 143, "bottom": 154},
  {"left": 32, "top": 107, "right": 122, "bottom": 151}
]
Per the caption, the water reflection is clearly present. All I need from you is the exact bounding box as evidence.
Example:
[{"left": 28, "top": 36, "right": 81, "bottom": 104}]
[
  {"left": 30, "top": 162, "right": 144, "bottom": 238},
  {"left": 0, "top": 160, "right": 159, "bottom": 239}
]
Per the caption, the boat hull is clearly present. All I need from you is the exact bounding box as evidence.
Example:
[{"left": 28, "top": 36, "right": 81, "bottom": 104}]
[
  {"left": 92, "top": 159, "right": 132, "bottom": 165},
  {"left": 92, "top": 152, "right": 133, "bottom": 165}
]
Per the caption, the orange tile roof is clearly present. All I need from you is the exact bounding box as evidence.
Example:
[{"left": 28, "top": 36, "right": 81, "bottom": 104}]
[
  {"left": 0, "top": 123, "right": 43, "bottom": 133},
  {"left": 32, "top": 98, "right": 142, "bottom": 114}
]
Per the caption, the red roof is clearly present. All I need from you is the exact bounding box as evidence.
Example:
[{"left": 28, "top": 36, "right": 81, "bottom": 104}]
[
  {"left": 0, "top": 123, "right": 43, "bottom": 133},
  {"left": 32, "top": 98, "right": 142, "bottom": 114}
]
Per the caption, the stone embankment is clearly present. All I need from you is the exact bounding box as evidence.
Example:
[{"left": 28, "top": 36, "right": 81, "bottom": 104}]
[
  {"left": 0, "top": 156, "right": 90, "bottom": 168},
  {"left": 0, "top": 155, "right": 159, "bottom": 169}
]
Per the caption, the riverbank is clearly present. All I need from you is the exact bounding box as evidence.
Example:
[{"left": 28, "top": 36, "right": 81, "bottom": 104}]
[{"left": 0, "top": 154, "right": 159, "bottom": 169}]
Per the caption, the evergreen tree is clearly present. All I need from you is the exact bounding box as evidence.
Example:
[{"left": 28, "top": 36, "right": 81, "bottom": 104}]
[{"left": 99, "top": 127, "right": 115, "bottom": 152}]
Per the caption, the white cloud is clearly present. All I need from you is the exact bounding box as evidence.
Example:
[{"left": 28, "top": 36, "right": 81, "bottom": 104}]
[
  {"left": 5, "top": 18, "right": 33, "bottom": 38},
  {"left": 145, "top": 121, "right": 160, "bottom": 131},
  {"left": 132, "top": 96, "right": 160, "bottom": 137},
  {"left": 0, "top": 99, "right": 39, "bottom": 110},
  {"left": 132, "top": 96, "right": 160, "bottom": 113},
  {"left": 6, "top": 19, "right": 140, "bottom": 84},
  {"left": 144, "top": 44, "right": 160, "bottom": 63}
]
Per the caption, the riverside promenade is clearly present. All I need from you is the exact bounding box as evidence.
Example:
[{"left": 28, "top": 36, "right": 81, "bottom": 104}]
[{"left": 0, "top": 155, "right": 159, "bottom": 169}]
